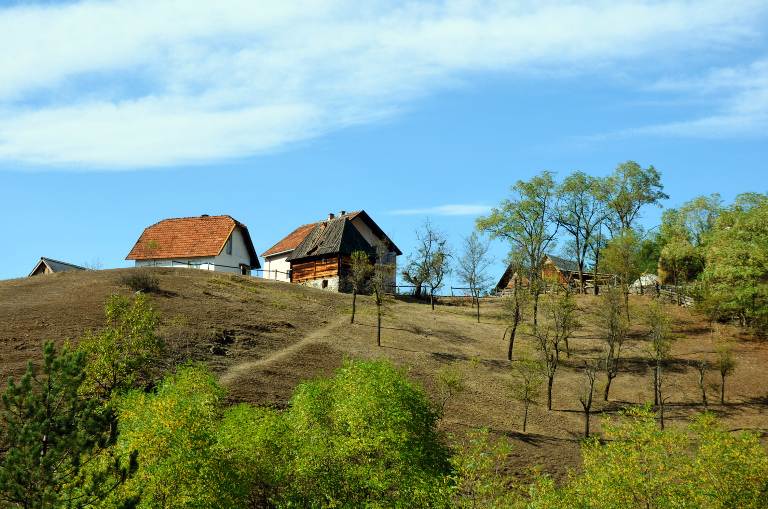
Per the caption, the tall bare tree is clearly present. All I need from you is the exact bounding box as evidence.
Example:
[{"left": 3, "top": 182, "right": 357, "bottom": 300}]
[
  {"left": 455, "top": 232, "right": 494, "bottom": 323},
  {"left": 400, "top": 219, "right": 450, "bottom": 302}
]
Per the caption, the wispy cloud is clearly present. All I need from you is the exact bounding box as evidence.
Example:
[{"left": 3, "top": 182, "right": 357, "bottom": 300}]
[
  {"left": 590, "top": 59, "right": 768, "bottom": 140},
  {"left": 390, "top": 204, "right": 491, "bottom": 216},
  {"left": 0, "top": 0, "right": 765, "bottom": 169}
]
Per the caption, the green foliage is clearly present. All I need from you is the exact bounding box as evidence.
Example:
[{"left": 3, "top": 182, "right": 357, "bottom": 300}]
[
  {"left": 701, "top": 192, "right": 768, "bottom": 334},
  {"left": 112, "top": 363, "right": 240, "bottom": 508},
  {"left": 448, "top": 428, "right": 515, "bottom": 508},
  {"left": 604, "top": 161, "right": 668, "bottom": 234},
  {"left": 436, "top": 363, "right": 466, "bottom": 410},
  {"left": 0, "top": 342, "right": 135, "bottom": 509},
  {"left": 79, "top": 293, "right": 163, "bottom": 400},
  {"left": 476, "top": 171, "right": 558, "bottom": 295},
  {"left": 563, "top": 407, "right": 768, "bottom": 509},
  {"left": 280, "top": 358, "right": 450, "bottom": 507},
  {"left": 508, "top": 349, "right": 543, "bottom": 432}
]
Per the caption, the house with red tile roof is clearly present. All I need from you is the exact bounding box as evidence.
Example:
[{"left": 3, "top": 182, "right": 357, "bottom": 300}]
[
  {"left": 126, "top": 215, "right": 260, "bottom": 275},
  {"left": 261, "top": 210, "right": 401, "bottom": 285}
]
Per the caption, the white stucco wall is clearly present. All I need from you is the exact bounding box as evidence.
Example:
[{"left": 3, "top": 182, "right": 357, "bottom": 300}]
[{"left": 262, "top": 252, "right": 292, "bottom": 282}]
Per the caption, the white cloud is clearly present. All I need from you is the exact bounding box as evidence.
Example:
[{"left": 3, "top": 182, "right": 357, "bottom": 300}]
[
  {"left": 390, "top": 204, "right": 492, "bottom": 216},
  {"left": 0, "top": 0, "right": 765, "bottom": 168},
  {"left": 601, "top": 59, "right": 768, "bottom": 139}
]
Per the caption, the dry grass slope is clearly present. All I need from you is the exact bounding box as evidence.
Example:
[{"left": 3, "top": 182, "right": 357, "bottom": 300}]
[{"left": 1, "top": 267, "right": 767, "bottom": 483}]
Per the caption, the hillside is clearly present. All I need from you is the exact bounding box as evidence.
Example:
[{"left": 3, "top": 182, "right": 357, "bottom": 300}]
[{"left": 1, "top": 267, "right": 767, "bottom": 483}]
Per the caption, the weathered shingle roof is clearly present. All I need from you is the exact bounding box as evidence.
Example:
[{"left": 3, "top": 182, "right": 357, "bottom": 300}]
[
  {"left": 546, "top": 254, "right": 580, "bottom": 273},
  {"left": 286, "top": 217, "right": 375, "bottom": 262},
  {"left": 125, "top": 215, "right": 259, "bottom": 268},
  {"left": 261, "top": 210, "right": 402, "bottom": 258},
  {"left": 28, "top": 258, "right": 86, "bottom": 276}
]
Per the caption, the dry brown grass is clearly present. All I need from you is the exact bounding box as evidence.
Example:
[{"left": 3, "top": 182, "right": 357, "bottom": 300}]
[{"left": 1, "top": 268, "right": 766, "bottom": 483}]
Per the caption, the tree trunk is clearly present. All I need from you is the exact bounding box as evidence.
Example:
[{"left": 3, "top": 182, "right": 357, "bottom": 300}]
[
  {"left": 523, "top": 405, "right": 529, "bottom": 433},
  {"left": 377, "top": 307, "right": 382, "bottom": 347},
  {"left": 351, "top": 290, "right": 357, "bottom": 324},
  {"left": 547, "top": 376, "right": 553, "bottom": 410},
  {"left": 584, "top": 408, "right": 590, "bottom": 438},
  {"left": 430, "top": 290, "right": 435, "bottom": 311},
  {"left": 603, "top": 375, "right": 613, "bottom": 401},
  {"left": 507, "top": 324, "right": 517, "bottom": 361},
  {"left": 721, "top": 374, "right": 725, "bottom": 404},
  {"left": 653, "top": 363, "right": 659, "bottom": 406}
]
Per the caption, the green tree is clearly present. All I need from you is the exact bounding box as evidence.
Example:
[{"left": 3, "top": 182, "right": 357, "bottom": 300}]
[
  {"left": 112, "top": 363, "right": 240, "bottom": 508},
  {"left": 599, "top": 288, "right": 630, "bottom": 401},
  {"left": 448, "top": 428, "right": 514, "bottom": 508},
  {"left": 554, "top": 172, "right": 608, "bottom": 294},
  {"left": 508, "top": 349, "right": 543, "bottom": 433},
  {"left": 531, "top": 291, "right": 579, "bottom": 411},
  {"left": 604, "top": 161, "right": 669, "bottom": 235},
  {"left": 476, "top": 171, "right": 559, "bottom": 326},
  {"left": 455, "top": 232, "right": 494, "bottom": 323},
  {"left": 644, "top": 301, "right": 675, "bottom": 425},
  {"left": 0, "top": 342, "right": 136, "bottom": 509},
  {"left": 713, "top": 341, "right": 736, "bottom": 405},
  {"left": 281, "top": 358, "right": 450, "bottom": 507},
  {"left": 78, "top": 293, "right": 163, "bottom": 401},
  {"left": 348, "top": 250, "right": 374, "bottom": 324},
  {"left": 701, "top": 192, "right": 768, "bottom": 334},
  {"left": 436, "top": 363, "right": 466, "bottom": 411},
  {"left": 561, "top": 407, "right": 768, "bottom": 509},
  {"left": 601, "top": 228, "right": 640, "bottom": 321}
]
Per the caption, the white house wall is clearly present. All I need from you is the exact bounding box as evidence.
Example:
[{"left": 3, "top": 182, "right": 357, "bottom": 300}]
[
  {"left": 212, "top": 227, "right": 253, "bottom": 274},
  {"left": 262, "top": 252, "right": 292, "bottom": 282}
]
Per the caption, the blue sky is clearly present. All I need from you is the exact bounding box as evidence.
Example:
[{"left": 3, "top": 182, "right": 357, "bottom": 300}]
[{"left": 2, "top": 0, "right": 767, "bottom": 289}]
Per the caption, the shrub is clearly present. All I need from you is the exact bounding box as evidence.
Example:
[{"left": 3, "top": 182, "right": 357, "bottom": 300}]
[{"left": 121, "top": 269, "right": 160, "bottom": 293}]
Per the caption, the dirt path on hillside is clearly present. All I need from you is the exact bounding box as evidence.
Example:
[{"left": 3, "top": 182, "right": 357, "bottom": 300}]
[{"left": 219, "top": 314, "right": 351, "bottom": 386}]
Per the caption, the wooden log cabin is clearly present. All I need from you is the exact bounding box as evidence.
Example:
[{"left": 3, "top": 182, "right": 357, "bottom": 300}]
[{"left": 286, "top": 216, "right": 377, "bottom": 292}]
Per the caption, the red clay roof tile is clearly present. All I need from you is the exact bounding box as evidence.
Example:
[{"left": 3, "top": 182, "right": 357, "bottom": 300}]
[{"left": 126, "top": 215, "right": 254, "bottom": 263}]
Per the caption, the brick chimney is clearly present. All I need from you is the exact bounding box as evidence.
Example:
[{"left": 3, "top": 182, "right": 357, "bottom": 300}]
[
  {"left": 339, "top": 210, "right": 346, "bottom": 216},
  {"left": 328, "top": 213, "right": 335, "bottom": 220}
]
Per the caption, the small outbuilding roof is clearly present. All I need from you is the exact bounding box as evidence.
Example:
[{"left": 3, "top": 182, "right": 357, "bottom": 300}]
[
  {"left": 286, "top": 217, "right": 376, "bottom": 262},
  {"left": 28, "top": 257, "right": 86, "bottom": 276},
  {"left": 126, "top": 215, "right": 260, "bottom": 268}
]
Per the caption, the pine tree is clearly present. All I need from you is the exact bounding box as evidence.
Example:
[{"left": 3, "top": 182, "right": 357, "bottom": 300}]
[{"left": 0, "top": 341, "right": 137, "bottom": 509}]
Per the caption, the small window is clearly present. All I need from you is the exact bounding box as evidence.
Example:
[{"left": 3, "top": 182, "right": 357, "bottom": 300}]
[
  {"left": 322, "top": 280, "right": 328, "bottom": 289},
  {"left": 225, "top": 236, "right": 233, "bottom": 255}
]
